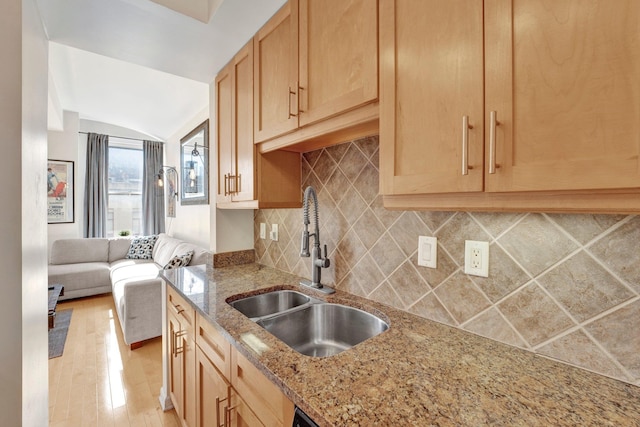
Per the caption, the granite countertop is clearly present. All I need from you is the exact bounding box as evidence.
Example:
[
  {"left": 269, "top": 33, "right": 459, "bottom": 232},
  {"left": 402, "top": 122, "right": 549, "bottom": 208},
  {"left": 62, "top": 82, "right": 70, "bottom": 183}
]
[{"left": 162, "top": 264, "right": 640, "bottom": 427}]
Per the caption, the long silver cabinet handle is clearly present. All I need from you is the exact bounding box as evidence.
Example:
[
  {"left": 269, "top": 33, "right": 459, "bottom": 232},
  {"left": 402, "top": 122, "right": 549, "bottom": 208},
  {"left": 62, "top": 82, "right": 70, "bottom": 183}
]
[
  {"left": 215, "top": 396, "right": 228, "bottom": 427},
  {"left": 462, "top": 115, "right": 473, "bottom": 175},
  {"left": 287, "top": 87, "right": 297, "bottom": 118},
  {"left": 489, "top": 111, "right": 500, "bottom": 174},
  {"left": 174, "top": 330, "right": 186, "bottom": 355}
]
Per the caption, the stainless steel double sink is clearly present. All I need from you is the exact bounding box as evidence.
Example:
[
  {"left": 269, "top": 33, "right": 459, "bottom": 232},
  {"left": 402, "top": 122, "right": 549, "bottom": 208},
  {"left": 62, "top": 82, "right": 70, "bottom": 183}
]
[{"left": 228, "top": 290, "right": 389, "bottom": 357}]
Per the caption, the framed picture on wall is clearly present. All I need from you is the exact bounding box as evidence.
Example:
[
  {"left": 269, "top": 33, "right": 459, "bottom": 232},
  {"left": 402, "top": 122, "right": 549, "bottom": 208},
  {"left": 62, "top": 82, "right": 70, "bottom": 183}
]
[
  {"left": 165, "top": 167, "right": 177, "bottom": 218},
  {"left": 47, "top": 159, "right": 74, "bottom": 224},
  {"left": 180, "top": 120, "right": 209, "bottom": 205}
]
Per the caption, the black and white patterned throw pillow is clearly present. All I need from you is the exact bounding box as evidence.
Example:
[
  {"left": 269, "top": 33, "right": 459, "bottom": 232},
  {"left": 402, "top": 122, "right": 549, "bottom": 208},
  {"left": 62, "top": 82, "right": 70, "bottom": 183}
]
[
  {"left": 163, "top": 251, "right": 194, "bottom": 270},
  {"left": 125, "top": 235, "right": 159, "bottom": 260}
]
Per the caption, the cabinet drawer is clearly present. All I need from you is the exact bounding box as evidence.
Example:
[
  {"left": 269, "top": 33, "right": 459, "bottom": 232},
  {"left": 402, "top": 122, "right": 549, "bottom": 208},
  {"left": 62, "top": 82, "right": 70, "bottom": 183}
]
[
  {"left": 231, "top": 349, "right": 294, "bottom": 427},
  {"left": 195, "top": 312, "right": 231, "bottom": 381},
  {"left": 167, "top": 286, "right": 195, "bottom": 337}
]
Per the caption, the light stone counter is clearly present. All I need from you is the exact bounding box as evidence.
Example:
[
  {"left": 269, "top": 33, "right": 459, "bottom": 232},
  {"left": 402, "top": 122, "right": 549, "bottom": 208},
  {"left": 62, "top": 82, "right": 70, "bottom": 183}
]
[{"left": 162, "top": 264, "right": 640, "bottom": 427}]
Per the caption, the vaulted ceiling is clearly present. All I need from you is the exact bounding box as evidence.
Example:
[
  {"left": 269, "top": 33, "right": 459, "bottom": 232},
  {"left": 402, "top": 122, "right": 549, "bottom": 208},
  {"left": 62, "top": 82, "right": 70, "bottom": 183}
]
[{"left": 39, "top": 0, "right": 286, "bottom": 140}]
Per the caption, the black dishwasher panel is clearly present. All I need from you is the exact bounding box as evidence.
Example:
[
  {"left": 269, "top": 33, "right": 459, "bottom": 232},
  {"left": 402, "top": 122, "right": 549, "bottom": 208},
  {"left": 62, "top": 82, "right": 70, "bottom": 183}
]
[{"left": 292, "top": 406, "right": 319, "bottom": 427}]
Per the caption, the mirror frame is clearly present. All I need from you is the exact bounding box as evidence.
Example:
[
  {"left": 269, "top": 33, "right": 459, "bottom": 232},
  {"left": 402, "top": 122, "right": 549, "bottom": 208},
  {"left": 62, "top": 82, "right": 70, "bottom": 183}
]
[{"left": 180, "top": 119, "right": 209, "bottom": 205}]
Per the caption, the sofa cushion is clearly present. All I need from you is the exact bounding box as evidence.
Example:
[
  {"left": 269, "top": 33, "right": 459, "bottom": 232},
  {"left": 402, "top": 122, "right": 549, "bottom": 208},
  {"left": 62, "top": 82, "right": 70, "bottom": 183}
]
[
  {"left": 126, "top": 235, "right": 158, "bottom": 259},
  {"left": 164, "top": 251, "right": 194, "bottom": 269},
  {"left": 173, "top": 242, "right": 210, "bottom": 266},
  {"left": 153, "top": 233, "right": 184, "bottom": 266},
  {"left": 109, "top": 237, "right": 132, "bottom": 262},
  {"left": 110, "top": 259, "right": 159, "bottom": 284},
  {"left": 48, "top": 262, "right": 111, "bottom": 293},
  {"left": 50, "top": 238, "right": 109, "bottom": 264}
]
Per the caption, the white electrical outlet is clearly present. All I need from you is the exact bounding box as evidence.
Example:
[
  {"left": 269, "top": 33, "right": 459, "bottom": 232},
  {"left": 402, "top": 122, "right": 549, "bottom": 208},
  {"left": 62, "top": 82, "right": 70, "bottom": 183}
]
[
  {"left": 270, "top": 223, "right": 279, "bottom": 241},
  {"left": 259, "top": 223, "right": 267, "bottom": 239},
  {"left": 464, "top": 240, "right": 489, "bottom": 277},
  {"left": 417, "top": 236, "right": 437, "bottom": 268}
]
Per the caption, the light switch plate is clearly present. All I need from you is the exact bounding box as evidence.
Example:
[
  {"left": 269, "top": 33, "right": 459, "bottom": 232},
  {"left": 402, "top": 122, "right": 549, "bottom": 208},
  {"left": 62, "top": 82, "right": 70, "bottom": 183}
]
[
  {"left": 259, "top": 223, "right": 266, "bottom": 239},
  {"left": 417, "top": 236, "right": 437, "bottom": 268},
  {"left": 464, "top": 240, "right": 489, "bottom": 277},
  {"left": 270, "top": 223, "right": 279, "bottom": 241}
]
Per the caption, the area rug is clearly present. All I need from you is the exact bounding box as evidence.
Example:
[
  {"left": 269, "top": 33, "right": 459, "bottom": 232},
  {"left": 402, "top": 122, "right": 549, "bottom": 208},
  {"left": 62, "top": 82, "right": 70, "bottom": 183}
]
[{"left": 49, "top": 309, "right": 72, "bottom": 359}]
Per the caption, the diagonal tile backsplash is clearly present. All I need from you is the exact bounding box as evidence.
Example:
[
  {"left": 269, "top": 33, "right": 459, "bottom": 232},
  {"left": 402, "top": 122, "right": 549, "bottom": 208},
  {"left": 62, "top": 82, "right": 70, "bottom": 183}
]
[{"left": 254, "top": 136, "right": 640, "bottom": 387}]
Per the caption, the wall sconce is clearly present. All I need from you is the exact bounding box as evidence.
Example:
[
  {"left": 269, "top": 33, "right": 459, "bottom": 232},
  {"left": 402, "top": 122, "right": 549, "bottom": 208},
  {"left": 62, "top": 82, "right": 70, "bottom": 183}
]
[{"left": 157, "top": 166, "right": 179, "bottom": 199}]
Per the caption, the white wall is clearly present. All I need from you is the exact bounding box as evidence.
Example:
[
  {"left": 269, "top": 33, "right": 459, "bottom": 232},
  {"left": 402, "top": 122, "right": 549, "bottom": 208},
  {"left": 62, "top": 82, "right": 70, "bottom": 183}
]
[
  {"left": 0, "top": 0, "right": 49, "bottom": 425},
  {"left": 47, "top": 111, "right": 82, "bottom": 253},
  {"left": 47, "top": 117, "right": 160, "bottom": 255},
  {"left": 164, "top": 107, "right": 212, "bottom": 249},
  {"left": 47, "top": 112, "right": 221, "bottom": 252},
  {"left": 79, "top": 119, "right": 159, "bottom": 141}
]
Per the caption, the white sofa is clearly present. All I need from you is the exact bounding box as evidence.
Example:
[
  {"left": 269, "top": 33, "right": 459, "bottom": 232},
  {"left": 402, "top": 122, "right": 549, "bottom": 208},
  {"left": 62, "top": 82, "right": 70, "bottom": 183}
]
[{"left": 48, "top": 233, "right": 210, "bottom": 348}]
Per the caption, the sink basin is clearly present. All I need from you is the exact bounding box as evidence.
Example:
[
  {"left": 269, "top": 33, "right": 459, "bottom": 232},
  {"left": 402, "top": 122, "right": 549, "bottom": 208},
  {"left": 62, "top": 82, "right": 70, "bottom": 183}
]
[
  {"left": 228, "top": 290, "right": 310, "bottom": 320},
  {"left": 258, "top": 303, "right": 389, "bottom": 357}
]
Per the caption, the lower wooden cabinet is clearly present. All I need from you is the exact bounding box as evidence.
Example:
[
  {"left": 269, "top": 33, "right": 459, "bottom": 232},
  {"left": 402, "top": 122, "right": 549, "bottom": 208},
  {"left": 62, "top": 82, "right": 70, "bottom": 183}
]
[
  {"left": 167, "top": 288, "right": 196, "bottom": 427},
  {"left": 227, "top": 390, "right": 264, "bottom": 427},
  {"left": 167, "top": 296, "right": 294, "bottom": 427},
  {"left": 231, "top": 350, "right": 294, "bottom": 427},
  {"left": 195, "top": 346, "right": 230, "bottom": 427}
]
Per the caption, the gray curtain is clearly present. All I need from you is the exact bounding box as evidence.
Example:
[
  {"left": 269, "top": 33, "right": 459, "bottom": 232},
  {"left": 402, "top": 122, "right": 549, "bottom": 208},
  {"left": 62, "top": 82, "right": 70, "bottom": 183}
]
[
  {"left": 84, "top": 133, "right": 109, "bottom": 237},
  {"left": 142, "top": 140, "right": 165, "bottom": 235}
]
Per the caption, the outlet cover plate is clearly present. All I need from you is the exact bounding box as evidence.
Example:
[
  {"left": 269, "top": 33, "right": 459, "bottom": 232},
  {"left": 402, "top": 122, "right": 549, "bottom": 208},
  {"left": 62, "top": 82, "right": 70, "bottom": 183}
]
[
  {"left": 464, "top": 240, "right": 489, "bottom": 277},
  {"left": 270, "top": 223, "right": 279, "bottom": 241},
  {"left": 259, "top": 223, "right": 266, "bottom": 239},
  {"left": 417, "top": 236, "right": 437, "bottom": 268}
]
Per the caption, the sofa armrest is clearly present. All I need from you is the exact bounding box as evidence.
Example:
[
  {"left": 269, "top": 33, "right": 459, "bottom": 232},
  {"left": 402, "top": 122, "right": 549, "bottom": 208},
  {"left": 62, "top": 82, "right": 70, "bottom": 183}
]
[{"left": 112, "top": 276, "right": 163, "bottom": 345}]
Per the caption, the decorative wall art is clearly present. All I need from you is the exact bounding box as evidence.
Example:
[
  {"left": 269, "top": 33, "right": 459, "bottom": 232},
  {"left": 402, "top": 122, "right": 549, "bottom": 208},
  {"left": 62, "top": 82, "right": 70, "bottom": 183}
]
[
  {"left": 47, "top": 159, "right": 74, "bottom": 223},
  {"left": 165, "top": 167, "right": 177, "bottom": 217}
]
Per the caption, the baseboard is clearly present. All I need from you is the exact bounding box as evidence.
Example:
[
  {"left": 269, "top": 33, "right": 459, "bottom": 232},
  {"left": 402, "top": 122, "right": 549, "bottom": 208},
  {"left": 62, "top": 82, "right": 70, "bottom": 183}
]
[{"left": 158, "top": 387, "right": 174, "bottom": 411}]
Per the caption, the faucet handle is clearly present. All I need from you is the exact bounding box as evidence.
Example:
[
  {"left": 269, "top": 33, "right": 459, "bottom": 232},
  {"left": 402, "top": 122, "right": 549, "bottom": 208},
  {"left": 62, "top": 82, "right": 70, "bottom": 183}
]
[{"left": 321, "top": 245, "right": 330, "bottom": 268}]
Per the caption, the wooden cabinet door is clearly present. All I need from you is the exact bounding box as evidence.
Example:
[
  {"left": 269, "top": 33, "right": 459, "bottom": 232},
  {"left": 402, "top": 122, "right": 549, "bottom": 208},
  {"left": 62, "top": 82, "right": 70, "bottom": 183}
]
[
  {"left": 254, "top": 1, "right": 299, "bottom": 143},
  {"left": 231, "top": 349, "right": 294, "bottom": 427},
  {"left": 298, "top": 0, "right": 378, "bottom": 127},
  {"left": 379, "top": 0, "right": 484, "bottom": 195},
  {"left": 167, "top": 288, "right": 196, "bottom": 427},
  {"left": 485, "top": 0, "right": 640, "bottom": 192},
  {"left": 168, "top": 310, "right": 184, "bottom": 420},
  {"left": 232, "top": 40, "right": 256, "bottom": 202},
  {"left": 228, "top": 392, "right": 264, "bottom": 427},
  {"left": 183, "top": 335, "right": 195, "bottom": 427},
  {"left": 195, "top": 346, "right": 229, "bottom": 427},
  {"left": 216, "top": 62, "right": 233, "bottom": 204}
]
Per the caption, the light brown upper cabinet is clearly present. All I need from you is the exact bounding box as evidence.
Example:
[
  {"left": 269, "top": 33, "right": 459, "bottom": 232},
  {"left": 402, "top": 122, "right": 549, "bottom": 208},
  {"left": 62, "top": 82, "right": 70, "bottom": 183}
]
[
  {"left": 379, "top": 0, "right": 484, "bottom": 195},
  {"left": 217, "top": 41, "right": 255, "bottom": 204},
  {"left": 254, "top": 1, "right": 299, "bottom": 143},
  {"left": 254, "top": 0, "right": 379, "bottom": 147},
  {"left": 380, "top": 0, "right": 640, "bottom": 212},
  {"left": 216, "top": 40, "right": 301, "bottom": 209},
  {"left": 298, "top": 0, "right": 378, "bottom": 127}
]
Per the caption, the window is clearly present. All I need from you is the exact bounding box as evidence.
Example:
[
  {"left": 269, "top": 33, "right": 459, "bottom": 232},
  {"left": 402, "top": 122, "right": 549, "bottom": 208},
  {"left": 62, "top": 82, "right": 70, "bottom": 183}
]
[{"left": 107, "top": 140, "right": 143, "bottom": 237}]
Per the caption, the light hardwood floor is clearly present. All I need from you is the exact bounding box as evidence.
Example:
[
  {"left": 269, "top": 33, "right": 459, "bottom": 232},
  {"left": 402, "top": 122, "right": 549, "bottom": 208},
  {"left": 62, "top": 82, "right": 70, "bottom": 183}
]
[{"left": 49, "top": 294, "right": 180, "bottom": 426}]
